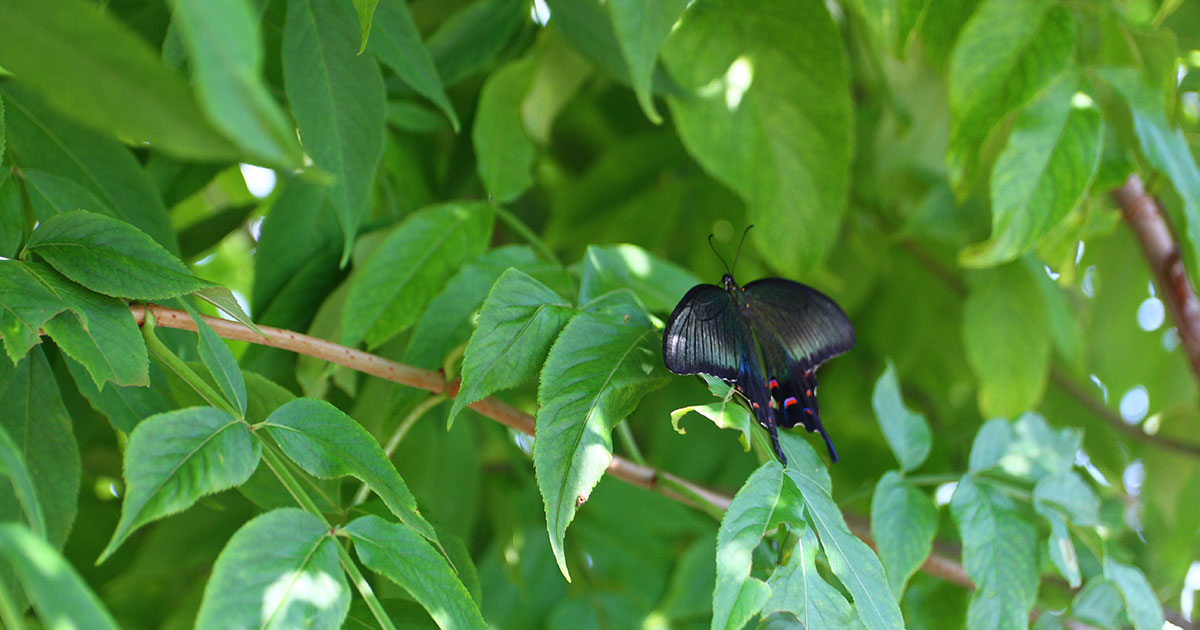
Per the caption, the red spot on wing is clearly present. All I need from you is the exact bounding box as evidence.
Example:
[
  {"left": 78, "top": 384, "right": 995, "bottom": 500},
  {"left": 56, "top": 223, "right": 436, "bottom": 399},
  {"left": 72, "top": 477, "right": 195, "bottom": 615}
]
[
  {"left": 751, "top": 401, "right": 760, "bottom": 409},
  {"left": 805, "top": 389, "right": 812, "bottom": 397},
  {"left": 783, "top": 397, "right": 798, "bottom": 408},
  {"left": 768, "top": 379, "right": 779, "bottom": 390}
]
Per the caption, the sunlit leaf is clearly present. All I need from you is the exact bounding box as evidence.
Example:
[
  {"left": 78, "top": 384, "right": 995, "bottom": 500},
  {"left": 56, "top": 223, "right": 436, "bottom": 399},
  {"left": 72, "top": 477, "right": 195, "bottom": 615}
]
[{"left": 712, "top": 461, "right": 782, "bottom": 630}]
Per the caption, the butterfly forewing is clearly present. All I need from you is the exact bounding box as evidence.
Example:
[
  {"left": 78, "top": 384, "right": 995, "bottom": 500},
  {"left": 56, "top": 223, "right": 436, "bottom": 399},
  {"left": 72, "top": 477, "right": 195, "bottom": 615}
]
[{"left": 662, "top": 284, "right": 744, "bottom": 382}]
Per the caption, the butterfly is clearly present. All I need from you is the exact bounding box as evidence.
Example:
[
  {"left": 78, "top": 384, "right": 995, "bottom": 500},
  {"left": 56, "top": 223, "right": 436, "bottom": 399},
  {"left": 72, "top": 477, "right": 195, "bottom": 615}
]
[{"left": 662, "top": 228, "right": 855, "bottom": 465}]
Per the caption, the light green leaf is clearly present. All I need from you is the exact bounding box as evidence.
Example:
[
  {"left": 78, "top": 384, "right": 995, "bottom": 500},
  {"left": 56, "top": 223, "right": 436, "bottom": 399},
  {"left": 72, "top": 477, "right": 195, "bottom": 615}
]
[
  {"left": 578, "top": 244, "right": 703, "bottom": 313},
  {"left": 763, "top": 518, "right": 856, "bottom": 628},
  {"left": 962, "top": 263, "right": 1050, "bottom": 418},
  {"left": 605, "top": 0, "right": 690, "bottom": 123},
  {"left": 0, "top": 84, "right": 176, "bottom": 251},
  {"left": 962, "top": 78, "right": 1102, "bottom": 267},
  {"left": 182, "top": 302, "right": 248, "bottom": 416},
  {"left": 857, "top": 0, "right": 926, "bottom": 57},
  {"left": 1028, "top": 257, "right": 1086, "bottom": 373},
  {"left": 870, "top": 471, "right": 937, "bottom": 598},
  {"left": 951, "top": 475, "right": 1038, "bottom": 630},
  {"left": 0, "top": 424, "right": 46, "bottom": 538},
  {"left": 1070, "top": 577, "right": 1125, "bottom": 629},
  {"left": 1041, "top": 509, "right": 1080, "bottom": 588},
  {"left": 0, "top": 523, "right": 119, "bottom": 630},
  {"left": 535, "top": 310, "right": 670, "bottom": 580},
  {"left": 369, "top": 0, "right": 460, "bottom": 132},
  {"left": 263, "top": 398, "right": 439, "bottom": 547},
  {"left": 1103, "top": 557, "right": 1164, "bottom": 630},
  {"left": 352, "top": 0, "right": 378, "bottom": 51},
  {"left": 24, "top": 211, "right": 214, "bottom": 300},
  {"left": 345, "top": 515, "right": 488, "bottom": 630},
  {"left": 193, "top": 286, "right": 264, "bottom": 338},
  {"left": 99, "top": 406, "right": 261, "bottom": 563},
  {"left": 195, "top": 508, "right": 349, "bottom": 630},
  {"left": 663, "top": 0, "right": 852, "bottom": 273},
  {"left": 283, "top": 0, "right": 386, "bottom": 262},
  {"left": 779, "top": 433, "right": 905, "bottom": 630},
  {"left": 670, "top": 388, "right": 755, "bottom": 453},
  {"left": 871, "top": 361, "right": 932, "bottom": 472},
  {"left": 342, "top": 202, "right": 493, "bottom": 348},
  {"left": 169, "top": 0, "right": 304, "bottom": 167},
  {"left": 967, "top": 418, "right": 1012, "bottom": 472},
  {"left": 450, "top": 269, "right": 573, "bottom": 426},
  {"left": 1033, "top": 470, "right": 1099, "bottom": 527},
  {"left": 0, "top": 0, "right": 238, "bottom": 161},
  {"left": 1101, "top": 68, "right": 1200, "bottom": 271},
  {"left": 712, "top": 461, "right": 783, "bottom": 630},
  {"left": 946, "top": 0, "right": 1076, "bottom": 194},
  {"left": 472, "top": 56, "right": 537, "bottom": 204}
]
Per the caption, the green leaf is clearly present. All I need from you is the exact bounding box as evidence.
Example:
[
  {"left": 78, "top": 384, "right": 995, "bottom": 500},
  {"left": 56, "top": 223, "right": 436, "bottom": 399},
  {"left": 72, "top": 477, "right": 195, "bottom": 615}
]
[
  {"left": 99, "top": 406, "right": 261, "bottom": 563},
  {"left": 578, "top": 244, "right": 703, "bottom": 313},
  {"left": 0, "top": 261, "right": 147, "bottom": 387},
  {"left": 283, "top": 0, "right": 386, "bottom": 262},
  {"left": 962, "top": 78, "right": 1102, "bottom": 267},
  {"left": 1028, "top": 257, "right": 1086, "bottom": 373},
  {"left": 63, "top": 356, "right": 171, "bottom": 435},
  {"left": 0, "top": 0, "right": 238, "bottom": 161},
  {"left": 0, "top": 423, "right": 46, "bottom": 538},
  {"left": 779, "top": 433, "right": 905, "bottom": 630},
  {"left": 763, "top": 519, "right": 856, "bottom": 628},
  {"left": 0, "top": 84, "right": 176, "bottom": 251},
  {"left": 20, "top": 169, "right": 116, "bottom": 222},
  {"left": 351, "top": 0, "right": 379, "bottom": 51},
  {"left": 950, "top": 475, "right": 1038, "bottom": 630},
  {"left": 663, "top": 0, "right": 852, "bottom": 273},
  {"left": 251, "top": 178, "right": 340, "bottom": 316},
  {"left": 1103, "top": 557, "right": 1164, "bottom": 630},
  {"left": 669, "top": 390, "right": 755, "bottom": 453},
  {"left": 962, "top": 263, "right": 1050, "bottom": 418},
  {"left": 450, "top": 269, "right": 573, "bottom": 425},
  {"left": 169, "top": 0, "right": 304, "bottom": 167},
  {"left": 712, "top": 461, "right": 783, "bottom": 630},
  {"left": 971, "top": 413, "right": 1079, "bottom": 480},
  {"left": 263, "top": 398, "right": 440, "bottom": 546},
  {"left": 0, "top": 523, "right": 119, "bottom": 630},
  {"left": 946, "top": 0, "right": 1076, "bottom": 195},
  {"left": 870, "top": 471, "right": 937, "bottom": 598},
  {"left": 1070, "top": 577, "right": 1125, "bottom": 629},
  {"left": 369, "top": 0, "right": 460, "bottom": 132},
  {"left": 178, "top": 203, "right": 257, "bottom": 261},
  {"left": 870, "top": 361, "right": 932, "bottom": 472},
  {"left": 427, "top": 0, "right": 524, "bottom": 86},
  {"left": 1040, "top": 509, "right": 1080, "bottom": 588},
  {"left": 472, "top": 56, "right": 538, "bottom": 204},
  {"left": 193, "top": 286, "right": 264, "bottom": 338},
  {"left": 605, "top": 0, "right": 690, "bottom": 123},
  {"left": 857, "top": 0, "right": 926, "bottom": 57},
  {"left": 345, "top": 515, "right": 488, "bottom": 630},
  {"left": 1101, "top": 68, "right": 1200, "bottom": 270},
  {"left": 342, "top": 202, "right": 493, "bottom": 348},
  {"left": 181, "top": 302, "right": 248, "bottom": 417},
  {"left": 0, "top": 173, "right": 21, "bottom": 258},
  {"left": 966, "top": 418, "right": 1012, "bottom": 472},
  {"left": 24, "top": 211, "right": 214, "bottom": 300},
  {"left": 534, "top": 310, "right": 670, "bottom": 580},
  {"left": 1032, "top": 470, "right": 1099, "bottom": 527},
  {"left": 195, "top": 508, "right": 349, "bottom": 630}
]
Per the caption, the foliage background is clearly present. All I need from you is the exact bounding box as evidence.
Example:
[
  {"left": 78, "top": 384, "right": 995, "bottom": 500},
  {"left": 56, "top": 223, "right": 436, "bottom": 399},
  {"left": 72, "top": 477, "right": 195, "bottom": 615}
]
[{"left": 0, "top": 0, "right": 1199, "bottom": 628}]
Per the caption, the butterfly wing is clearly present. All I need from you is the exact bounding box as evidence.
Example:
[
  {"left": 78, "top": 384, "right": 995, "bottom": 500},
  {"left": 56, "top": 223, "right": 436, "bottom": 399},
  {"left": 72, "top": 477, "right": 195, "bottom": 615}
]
[{"left": 743, "top": 278, "right": 855, "bottom": 462}]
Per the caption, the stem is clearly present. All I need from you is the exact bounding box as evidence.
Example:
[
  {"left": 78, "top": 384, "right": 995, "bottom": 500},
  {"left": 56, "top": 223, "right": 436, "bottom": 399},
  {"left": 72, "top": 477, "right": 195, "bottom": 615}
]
[
  {"left": 614, "top": 421, "right": 647, "bottom": 466},
  {"left": 352, "top": 394, "right": 446, "bottom": 506},
  {"left": 493, "top": 205, "right": 562, "bottom": 267},
  {"left": 142, "top": 310, "right": 240, "bottom": 418},
  {"left": 0, "top": 580, "right": 25, "bottom": 630}
]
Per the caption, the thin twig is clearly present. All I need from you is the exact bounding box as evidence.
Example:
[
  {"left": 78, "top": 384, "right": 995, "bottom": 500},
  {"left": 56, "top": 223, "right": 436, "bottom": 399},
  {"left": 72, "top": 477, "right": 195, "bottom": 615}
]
[{"left": 1112, "top": 174, "right": 1200, "bottom": 381}]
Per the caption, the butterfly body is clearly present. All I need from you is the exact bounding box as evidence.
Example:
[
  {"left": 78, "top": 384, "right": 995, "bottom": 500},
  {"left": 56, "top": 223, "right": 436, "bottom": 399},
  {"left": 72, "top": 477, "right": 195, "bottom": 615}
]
[{"left": 662, "top": 273, "right": 854, "bottom": 465}]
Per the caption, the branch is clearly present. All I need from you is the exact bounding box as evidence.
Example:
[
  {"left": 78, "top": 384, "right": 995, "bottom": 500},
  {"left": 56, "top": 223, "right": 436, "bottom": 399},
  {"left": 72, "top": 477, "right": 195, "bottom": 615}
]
[
  {"left": 1112, "top": 174, "right": 1200, "bottom": 382},
  {"left": 1051, "top": 368, "right": 1200, "bottom": 457},
  {"left": 129, "top": 303, "right": 1196, "bottom": 630}
]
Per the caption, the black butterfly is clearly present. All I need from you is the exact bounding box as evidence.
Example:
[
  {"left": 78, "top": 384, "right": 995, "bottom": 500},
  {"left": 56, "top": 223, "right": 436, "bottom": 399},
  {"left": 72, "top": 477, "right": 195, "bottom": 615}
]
[{"left": 662, "top": 229, "right": 855, "bottom": 465}]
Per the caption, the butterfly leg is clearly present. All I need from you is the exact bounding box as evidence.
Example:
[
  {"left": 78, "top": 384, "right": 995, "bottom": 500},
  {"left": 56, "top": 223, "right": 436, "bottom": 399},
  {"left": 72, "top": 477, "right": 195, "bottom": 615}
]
[{"left": 766, "top": 413, "right": 787, "bottom": 466}]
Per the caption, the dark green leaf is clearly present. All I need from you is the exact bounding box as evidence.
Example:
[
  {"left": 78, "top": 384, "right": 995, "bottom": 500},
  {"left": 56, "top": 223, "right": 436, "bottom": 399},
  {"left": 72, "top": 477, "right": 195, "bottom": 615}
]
[
  {"left": 342, "top": 202, "right": 493, "bottom": 348},
  {"left": 283, "top": 0, "right": 386, "bottom": 261},
  {"left": 182, "top": 302, "right": 248, "bottom": 416},
  {"left": 712, "top": 461, "right": 782, "bottom": 630},
  {"left": 962, "top": 263, "right": 1050, "bottom": 418},
  {"left": 663, "top": 0, "right": 852, "bottom": 273},
  {"left": 0, "top": 0, "right": 238, "bottom": 161},
  {"left": 951, "top": 475, "right": 1038, "bottom": 630},
  {"left": 63, "top": 355, "right": 171, "bottom": 435},
  {"left": 1103, "top": 557, "right": 1164, "bottom": 630},
  {"left": 780, "top": 433, "right": 905, "bottom": 630},
  {"left": 369, "top": 0, "right": 460, "bottom": 131},
  {"left": 870, "top": 471, "right": 937, "bottom": 598},
  {"left": 605, "top": 0, "right": 690, "bottom": 123},
  {"left": 427, "top": 0, "right": 525, "bottom": 86},
  {"left": 0, "top": 423, "right": 46, "bottom": 538},
  {"left": 450, "top": 269, "right": 573, "bottom": 425},
  {"left": 0, "top": 523, "right": 119, "bottom": 630},
  {"left": 871, "top": 362, "right": 932, "bottom": 472},
  {"left": 25, "top": 211, "right": 214, "bottom": 300},
  {"left": 472, "top": 56, "right": 537, "bottom": 203},
  {"left": 178, "top": 203, "right": 257, "bottom": 261},
  {"left": 251, "top": 178, "right": 340, "bottom": 316},
  {"left": 99, "top": 406, "right": 261, "bottom": 563},
  {"left": 0, "top": 172, "right": 21, "bottom": 258},
  {"left": 946, "top": 0, "right": 1076, "bottom": 194},
  {"left": 21, "top": 169, "right": 117, "bottom": 222},
  {"left": 763, "top": 519, "right": 856, "bottom": 628},
  {"left": 535, "top": 310, "right": 669, "bottom": 579},
  {"left": 345, "top": 515, "right": 487, "bottom": 630},
  {"left": 0, "top": 84, "right": 176, "bottom": 251},
  {"left": 263, "top": 398, "right": 439, "bottom": 546},
  {"left": 195, "top": 508, "right": 349, "bottom": 630},
  {"left": 962, "top": 78, "right": 1102, "bottom": 267}
]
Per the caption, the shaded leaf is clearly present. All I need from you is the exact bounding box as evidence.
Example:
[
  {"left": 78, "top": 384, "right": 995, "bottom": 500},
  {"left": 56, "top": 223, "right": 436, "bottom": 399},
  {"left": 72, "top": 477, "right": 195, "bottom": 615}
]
[
  {"left": 472, "top": 56, "right": 537, "bottom": 204},
  {"left": 0, "top": 423, "right": 46, "bottom": 538},
  {"left": 195, "top": 508, "right": 349, "bottom": 630},
  {"left": 99, "top": 406, "right": 261, "bottom": 563},
  {"left": 871, "top": 361, "right": 932, "bottom": 472},
  {"left": 63, "top": 355, "right": 171, "bottom": 435},
  {"left": 21, "top": 168, "right": 117, "bottom": 222},
  {"left": 870, "top": 471, "right": 937, "bottom": 598},
  {"left": 605, "top": 0, "right": 690, "bottom": 123},
  {"left": 0, "top": 523, "right": 119, "bottom": 630},
  {"left": 858, "top": 0, "right": 926, "bottom": 57},
  {"left": 0, "top": 172, "right": 21, "bottom": 258},
  {"left": 369, "top": 0, "right": 460, "bottom": 131},
  {"left": 427, "top": 0, "right": 525, "bottom": 86},
  {"left": 178, "top": 203, "right": 257, "bottom": 261},
  {"left": 182, "top": 302, "right": 248, "bottom": 416},
  {"left": 763, "top": 519, "right": 856, "bottom": 628}
]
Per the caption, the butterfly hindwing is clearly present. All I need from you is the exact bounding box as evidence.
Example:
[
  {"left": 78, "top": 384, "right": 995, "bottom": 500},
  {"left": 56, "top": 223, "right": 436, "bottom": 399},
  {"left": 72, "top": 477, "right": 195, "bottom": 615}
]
[{"left": 742, "top": 278, "right": 855, "bottom": 370}]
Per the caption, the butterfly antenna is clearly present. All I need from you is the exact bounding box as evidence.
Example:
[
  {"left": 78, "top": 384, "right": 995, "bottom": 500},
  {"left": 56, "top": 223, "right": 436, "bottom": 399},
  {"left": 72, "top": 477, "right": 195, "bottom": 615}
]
[
  {"left": 708, "top": 234, "right": 731, "bottom": 273},
  {"left": 731, "top": 225, "right": 754, "bottom": 276}
]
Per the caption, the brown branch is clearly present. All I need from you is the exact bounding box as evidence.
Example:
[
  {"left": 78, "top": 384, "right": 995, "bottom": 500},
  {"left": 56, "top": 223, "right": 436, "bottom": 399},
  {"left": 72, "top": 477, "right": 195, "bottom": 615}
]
[
  {"left": 1113, "top": 174, "right": 1200, "bottom": 381},
  {"left": 1051, "top": 368, "right": 1200, "bottom": 457},
  {"left": 129, "top": 303, "right": 1196, "bottom": 630}
]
